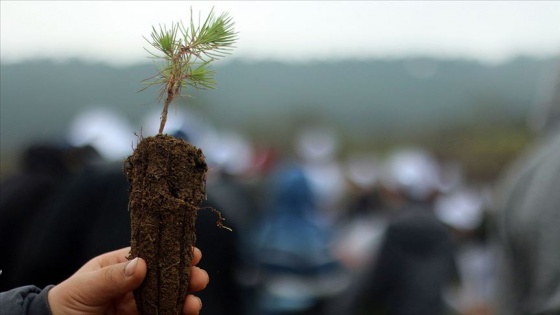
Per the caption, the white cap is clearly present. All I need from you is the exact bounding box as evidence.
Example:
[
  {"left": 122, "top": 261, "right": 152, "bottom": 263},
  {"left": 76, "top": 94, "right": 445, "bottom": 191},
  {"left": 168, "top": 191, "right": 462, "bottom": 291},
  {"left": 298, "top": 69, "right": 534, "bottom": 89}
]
[
  {"left": 381, "top": 147, "right": 442, "bottom": 200},
  {"left": 435, "top": 188, "right": 484, "bottom": 230},
  {"left": 67, "top": 106, "right": 135, "bottom": 161},
  {"left": 343, "top": 152, "right": 380, "bottom": 189}
]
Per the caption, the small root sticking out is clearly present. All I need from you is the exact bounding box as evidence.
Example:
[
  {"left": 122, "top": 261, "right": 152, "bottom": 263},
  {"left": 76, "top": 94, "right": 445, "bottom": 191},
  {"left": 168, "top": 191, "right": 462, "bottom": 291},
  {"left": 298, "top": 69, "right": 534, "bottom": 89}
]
[{"left": 200, "top": 206, "right": 233, "bottom": 231}]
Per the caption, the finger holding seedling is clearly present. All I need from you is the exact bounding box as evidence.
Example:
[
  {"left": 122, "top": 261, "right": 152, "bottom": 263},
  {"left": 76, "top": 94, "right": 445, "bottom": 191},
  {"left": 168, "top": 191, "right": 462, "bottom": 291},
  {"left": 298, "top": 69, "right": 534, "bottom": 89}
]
[{"left": 46, "top": 247, "right": 209, "bottom": 315}]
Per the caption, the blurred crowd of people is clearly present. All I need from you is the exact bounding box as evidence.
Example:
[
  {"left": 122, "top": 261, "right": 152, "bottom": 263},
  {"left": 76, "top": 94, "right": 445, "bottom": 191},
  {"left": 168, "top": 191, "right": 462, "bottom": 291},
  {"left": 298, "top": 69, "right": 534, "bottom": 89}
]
[{"left": 2, "top": 65, "right": 559, "bottom": 315}]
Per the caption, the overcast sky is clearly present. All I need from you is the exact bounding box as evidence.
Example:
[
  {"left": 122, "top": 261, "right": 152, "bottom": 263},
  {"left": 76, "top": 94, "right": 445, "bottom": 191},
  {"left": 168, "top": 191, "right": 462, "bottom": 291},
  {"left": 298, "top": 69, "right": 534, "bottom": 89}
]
[{"left": 1, "top": 1, "right": 559, "bottom": 66}]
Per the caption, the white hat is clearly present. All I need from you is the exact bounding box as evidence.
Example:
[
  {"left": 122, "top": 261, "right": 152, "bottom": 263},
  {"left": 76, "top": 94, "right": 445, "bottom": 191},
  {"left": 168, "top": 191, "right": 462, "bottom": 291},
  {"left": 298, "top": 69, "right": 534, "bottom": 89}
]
[
  {"left": 67, "top": 106, "right": 135, "bottom": 161},
  {"left": 381, "top": 147, "right": 442, "bottom": 200},
  {"left": 434, "top": 188, "right": 484, "bottom": 230}
]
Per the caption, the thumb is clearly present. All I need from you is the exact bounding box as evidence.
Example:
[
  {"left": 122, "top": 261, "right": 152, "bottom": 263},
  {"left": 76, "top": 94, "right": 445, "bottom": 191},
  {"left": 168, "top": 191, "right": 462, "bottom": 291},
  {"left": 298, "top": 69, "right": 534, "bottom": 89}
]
[{"left": 75, "top": 257, "right": 147, "bottom": 306}]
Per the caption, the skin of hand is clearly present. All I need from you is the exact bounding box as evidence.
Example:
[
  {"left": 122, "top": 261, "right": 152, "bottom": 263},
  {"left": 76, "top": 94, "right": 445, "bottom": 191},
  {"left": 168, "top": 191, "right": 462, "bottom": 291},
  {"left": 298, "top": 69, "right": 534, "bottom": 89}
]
[{"left": 47, "top": 247, "right": 208, "bottom": 315}]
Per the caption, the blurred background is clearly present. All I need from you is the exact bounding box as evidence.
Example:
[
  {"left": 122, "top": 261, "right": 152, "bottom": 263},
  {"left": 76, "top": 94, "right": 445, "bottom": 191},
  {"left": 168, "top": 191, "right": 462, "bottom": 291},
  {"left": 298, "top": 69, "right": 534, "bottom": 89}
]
[
  {"left": 1, "top": 1, "right": 559, "bottom": 179},
  {"left": 1, "top": 1, "right": 560, "bottom": 315}
]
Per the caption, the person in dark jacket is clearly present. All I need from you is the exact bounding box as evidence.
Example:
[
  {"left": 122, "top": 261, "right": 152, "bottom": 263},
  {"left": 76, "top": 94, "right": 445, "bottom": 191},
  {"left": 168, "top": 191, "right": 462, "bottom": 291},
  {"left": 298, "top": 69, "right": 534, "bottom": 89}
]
[
  {"left": 0, "top": 246, "right": 208, "bottom": 315},
  {"left": 330, "top": 148, "right": 459, "bottom": 315},
  {"left": 0, "top": 143, "right": 99, "bottom": 291},
  {"left": 355, "top": 203, "right": 458, "bottom": 315}
]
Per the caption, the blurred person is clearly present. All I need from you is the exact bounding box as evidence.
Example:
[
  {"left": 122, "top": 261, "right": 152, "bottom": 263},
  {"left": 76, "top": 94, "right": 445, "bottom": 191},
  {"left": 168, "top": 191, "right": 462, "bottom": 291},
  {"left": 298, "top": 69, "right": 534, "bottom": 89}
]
[
  {"left": 332, "top": 152, "right": 388, "bottom": 273},
  {"left": 5, "top": 108, "right": 137, "bottom": 289},
  {"left": 332, "top": 185, "right": 387, "bottom": 274},
  {"left": 492, "top": 65, "right": 560, "bottom": 315},
  {"left": 6, "top": 109, "right": 245, "bottom": 314},
  {"left": 203, "top": 127, "right": 258, "bottom": 230},
  {"left": 328, "top": 152, "right": 390, "bottom": 315},
  {"left": 250, "top": 161, "right": 344, "bottom": 315},
  {"left": 294, "top": 124, "right": 347, "bottom": 221},
  {"left": 0, "top": 142, "right": 100, "bottom": 291},
  {"left": 0, "top": 246, "right": 208, "bottom": 315},
  {"left": 202, "top": 131, "right": 265, "bottom": 314},
  {"left": 329, "top": 147, "right": 460, "bottom": 315},
  {"left": 163, "top": 111, "right": 250, "bottom": 315},
  {"left": 67, "top": 106, "right": 137, "bottom": 162},
  {"left": 435, "top": 187, "right": 496, "bottom": 315},
  {"left": 7, "top": 157, "right": 136, "bottom": 289}
]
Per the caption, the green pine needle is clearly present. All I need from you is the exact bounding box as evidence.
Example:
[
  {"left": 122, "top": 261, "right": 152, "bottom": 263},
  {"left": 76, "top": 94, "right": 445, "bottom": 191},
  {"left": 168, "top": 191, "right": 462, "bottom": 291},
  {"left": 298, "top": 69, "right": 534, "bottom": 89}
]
[{"left": 141, "top": 7, "right": 237, "bottom": 135}]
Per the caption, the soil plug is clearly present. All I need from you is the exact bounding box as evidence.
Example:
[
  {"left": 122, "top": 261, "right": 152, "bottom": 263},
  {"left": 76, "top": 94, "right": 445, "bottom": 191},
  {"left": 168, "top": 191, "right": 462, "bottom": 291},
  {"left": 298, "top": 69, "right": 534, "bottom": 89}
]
[{"left": 124, "top": 8, "right": 237, "bottom": 315}]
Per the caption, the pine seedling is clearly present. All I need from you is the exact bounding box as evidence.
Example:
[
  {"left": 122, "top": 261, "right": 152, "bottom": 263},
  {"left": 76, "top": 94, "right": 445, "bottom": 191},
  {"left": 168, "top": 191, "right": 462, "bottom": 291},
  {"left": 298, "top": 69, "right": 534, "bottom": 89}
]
[
  {"left": 142, "top": 8, "right": 237, "bottom": 134},
  {"left": 126, "top": 8, "right": 237, "bottom": 315}
]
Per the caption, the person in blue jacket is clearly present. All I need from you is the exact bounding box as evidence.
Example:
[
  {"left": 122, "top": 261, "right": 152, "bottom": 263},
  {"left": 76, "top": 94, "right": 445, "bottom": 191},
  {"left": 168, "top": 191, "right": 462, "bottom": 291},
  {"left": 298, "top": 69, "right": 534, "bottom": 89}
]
[{"left": 0, "top": 246, "right": 209, "bottom": 315}]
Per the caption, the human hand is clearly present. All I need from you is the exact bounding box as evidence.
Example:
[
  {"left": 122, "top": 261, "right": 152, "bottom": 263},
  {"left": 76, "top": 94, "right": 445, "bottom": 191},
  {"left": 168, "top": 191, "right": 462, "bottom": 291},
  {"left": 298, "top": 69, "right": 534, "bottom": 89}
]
[{"left": 47, "top": 247, "right": 208, "bottom": 315}]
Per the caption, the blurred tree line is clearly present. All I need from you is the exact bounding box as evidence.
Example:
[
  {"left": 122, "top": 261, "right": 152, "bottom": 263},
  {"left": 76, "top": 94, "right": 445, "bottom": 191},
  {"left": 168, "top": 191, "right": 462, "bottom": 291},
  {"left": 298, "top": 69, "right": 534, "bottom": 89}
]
[{"left": 1, "top": 56, "right": 556, "bottom": 183}]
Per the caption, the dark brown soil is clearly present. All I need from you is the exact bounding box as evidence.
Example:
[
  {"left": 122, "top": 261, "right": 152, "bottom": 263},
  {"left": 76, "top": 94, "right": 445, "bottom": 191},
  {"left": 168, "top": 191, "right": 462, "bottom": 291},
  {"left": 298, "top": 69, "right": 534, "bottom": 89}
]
[{"left": 124, "top": 134, "right": 207, "bottom": 315}]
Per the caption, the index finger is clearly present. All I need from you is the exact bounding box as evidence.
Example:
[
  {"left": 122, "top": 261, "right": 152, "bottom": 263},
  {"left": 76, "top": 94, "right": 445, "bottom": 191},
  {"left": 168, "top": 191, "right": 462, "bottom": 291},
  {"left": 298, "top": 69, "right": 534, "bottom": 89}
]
[
  {"left": 81, "top": 246, "right": 201, "bottom": 272},
  {"left": 79, "top": 247, "right": 132, "bottom": 272}
]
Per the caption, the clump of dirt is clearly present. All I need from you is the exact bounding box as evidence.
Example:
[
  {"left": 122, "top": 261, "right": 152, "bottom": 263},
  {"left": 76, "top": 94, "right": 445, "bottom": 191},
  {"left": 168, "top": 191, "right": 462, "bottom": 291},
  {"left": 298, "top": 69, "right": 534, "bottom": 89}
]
[{"left": 125, "top": 134, "right": 207, "bottom": 315}]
